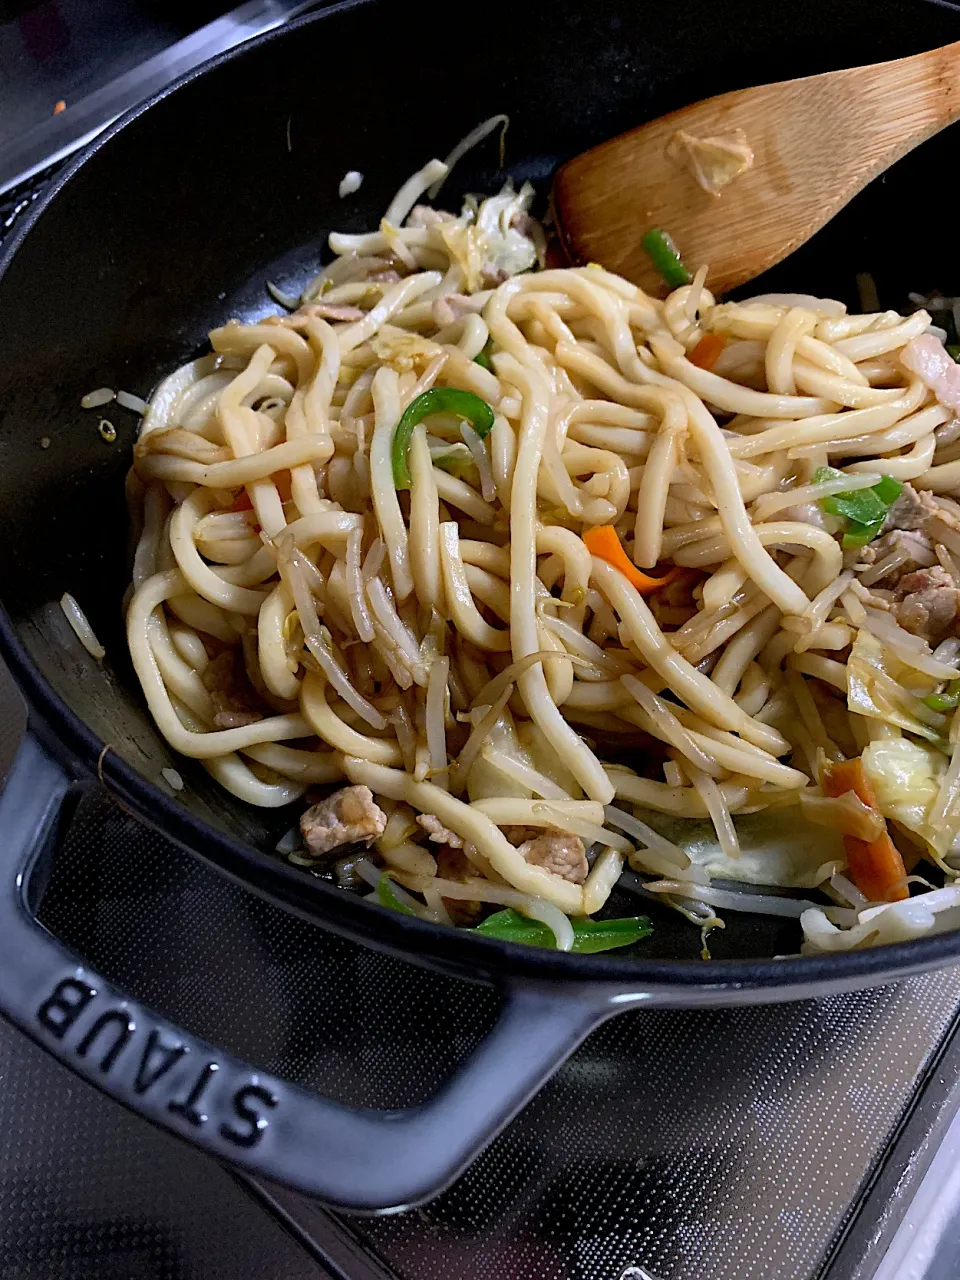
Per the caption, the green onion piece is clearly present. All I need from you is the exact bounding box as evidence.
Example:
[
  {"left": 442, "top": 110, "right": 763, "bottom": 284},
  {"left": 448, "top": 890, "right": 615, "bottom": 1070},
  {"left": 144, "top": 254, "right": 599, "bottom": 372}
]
[
  {"left": 473, "top": 907, "right": 652, "bottom": 953},
  {"left": 640, "top": 228, "right": 691, "bottom": 289},
  {"left": 391, "top": 387, "right": 495, "bottom": 490},
  {"left": 947, "top": 345, "right": 960, "bottom": 362},
  {"left": 923, "top": 680, "right": 960, "bottom": 711},
  {"left": 376, "top": 872, "right": 416, "bottom": 916},
  {"left": 474, "top": 338, "right": 494, "bottom": 371}
]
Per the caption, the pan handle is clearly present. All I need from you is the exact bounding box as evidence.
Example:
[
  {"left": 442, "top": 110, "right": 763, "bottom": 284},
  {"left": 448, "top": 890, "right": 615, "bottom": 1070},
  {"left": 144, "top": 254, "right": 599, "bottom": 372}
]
[{"left": 0, "top": 730, "right": 609, "bottom": 1211}]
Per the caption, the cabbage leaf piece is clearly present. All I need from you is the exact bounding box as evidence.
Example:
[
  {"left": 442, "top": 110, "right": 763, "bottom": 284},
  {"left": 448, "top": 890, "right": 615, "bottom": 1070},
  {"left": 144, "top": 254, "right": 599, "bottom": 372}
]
[
  {"left": 861, "top": 737, "right": 947, "bottom": 855},
  {"left": 632, "top": 805, "right": 843, "bottom": 889},
  {"left": 847, "top": 630, "right": 950, "bottom": 749},
  {"left": 801, "top": 886, "right": 960, "bottom": 952}
]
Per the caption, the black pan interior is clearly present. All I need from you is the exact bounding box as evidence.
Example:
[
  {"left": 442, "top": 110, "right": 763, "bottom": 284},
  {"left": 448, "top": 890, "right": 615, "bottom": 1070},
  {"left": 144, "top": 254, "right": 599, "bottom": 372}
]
[{"left": 1, "top": 0, "right": 959, "bottom": 963}]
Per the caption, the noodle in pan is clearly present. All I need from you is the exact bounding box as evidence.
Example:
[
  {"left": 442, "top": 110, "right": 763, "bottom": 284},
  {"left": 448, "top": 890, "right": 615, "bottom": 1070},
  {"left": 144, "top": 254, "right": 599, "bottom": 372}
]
[{"left": 123, "top": 144, "right": 960, "bottom": 955}]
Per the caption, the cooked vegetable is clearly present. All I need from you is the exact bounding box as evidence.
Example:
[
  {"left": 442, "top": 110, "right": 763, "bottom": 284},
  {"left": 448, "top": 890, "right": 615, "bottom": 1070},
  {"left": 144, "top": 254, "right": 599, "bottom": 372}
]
[
  {"left": 822, "top": 757, "right": 909, "bottom": 903},
  {"left": 841, "top": 519, "right": 886, "bottom": 550},
  {"left": 473, "top": 907, "right": 652, "bottom": 952},
  {"left": 474, "top": 338, "right": 495, "bottom": 371},
  {"left": 392, "top": 388, "right": 495, "bottom": 489},
  {"left": 376, "top": 871, "right": 416, "bottom": 915},
  {"left": 802, "top": 885, "right": 960, "bottom": 953},
  {"left": 847, "top": 630, "right": 950, "bottom": 748},
  {"left": 428, "top": 439, "right": 477, "bottom": 480},
  {"left": 640, "top": 227, "right": 691, "bottom": 289},
  {"left": 814, "top": 466, "right": 902, "bottom": 548},
  {"left": 582, "top": 525, "right": 682, "bottom": 594},
  {"left": 688, "top": 333, "right": 727, "bottom": 370},
  {"left": 924, "top": 680, "right": 960, "bottom": 711},
  {"left": 861, "top": 738, "right": 947, "bottom": 858}
]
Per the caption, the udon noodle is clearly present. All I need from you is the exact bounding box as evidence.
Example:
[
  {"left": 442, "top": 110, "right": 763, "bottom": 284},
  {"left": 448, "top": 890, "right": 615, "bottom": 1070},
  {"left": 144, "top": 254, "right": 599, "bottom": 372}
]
[{"left": 124, "top": 149, "right": 960, "bottom": 954}]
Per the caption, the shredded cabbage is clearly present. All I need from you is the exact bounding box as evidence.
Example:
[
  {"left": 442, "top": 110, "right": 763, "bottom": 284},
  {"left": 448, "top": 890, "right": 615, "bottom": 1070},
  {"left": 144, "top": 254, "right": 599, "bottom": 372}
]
[
  {"left": 370, "top": 331, "right": 443, "bottom": 372},
  {"left": 465, "top": 710, "right": 533, "bottom": 801},
  {"left": 435, "top": 181, "right": 539, "bottom": 290},
  {"left": 847, "top": 630, "right": 950, "bottom": 749},
  {"left": 473, "top": 181, "right": 539, "bottom": 276},
  {"left": 861, "top": 738, "right": 947, "bottom": 856},
  {"left": 631, "top": 805, "right": 843, "bottom": 889},
  {"left": 801, "top": 885, "right": 960, "bottom": 952}
]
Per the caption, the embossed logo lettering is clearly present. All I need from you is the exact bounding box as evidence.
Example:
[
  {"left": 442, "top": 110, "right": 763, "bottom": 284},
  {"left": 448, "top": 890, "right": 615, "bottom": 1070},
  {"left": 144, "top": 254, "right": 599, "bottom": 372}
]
[
  {"left": 134, "top": 1028, "right": 188, "bottom": 1095},
  {"left": 37, "top": 978, "right": 95, "bottom": 1038},
  {"left": 35, "top": 978, "right": 278, "bottom": 1148},
  {"left": 168, "top": 1062, "right": 219, "bottom": 1127},
  {"left": 221, "top": 1084, "right": 278, "bottom": 1148},
  {"left": 76, "top": 1009, "right": 135, "bottom": 1073}
]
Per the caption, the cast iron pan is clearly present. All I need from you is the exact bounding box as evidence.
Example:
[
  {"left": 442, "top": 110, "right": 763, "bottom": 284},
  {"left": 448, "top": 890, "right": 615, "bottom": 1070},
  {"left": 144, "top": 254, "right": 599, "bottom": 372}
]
[{"left": 0, "top": 0, "right": 959, "bottom": 1211}]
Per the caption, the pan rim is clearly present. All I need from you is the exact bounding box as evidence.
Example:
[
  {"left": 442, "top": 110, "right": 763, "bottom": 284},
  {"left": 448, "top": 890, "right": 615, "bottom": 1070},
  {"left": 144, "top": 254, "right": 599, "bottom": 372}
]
[{"left": 2, "top": 1, "right": 959, "bottom": 994}]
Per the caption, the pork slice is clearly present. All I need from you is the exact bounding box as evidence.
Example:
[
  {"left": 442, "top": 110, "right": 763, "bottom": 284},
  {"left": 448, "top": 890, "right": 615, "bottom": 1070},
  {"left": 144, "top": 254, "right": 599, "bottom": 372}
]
[
  {"left": 433, "top": 845, "right": 483, "bottom": 925},
  {"left": 857, "top": 529, "right": 937, "bottom": 587},
  {"left": 881, "top": 483, "right": 939, "bottom": 534},
  {"left": 202, "top": 650, "right": 265, "bottom": 729},
  {"left": 300, "top": 785, "right": 387, "bottom": 856},
  {"left": 893, "top": 566, "right": 960, "bottom": 644},
  {"left": 417, "top": 813, "right": 464, "bottom": 848},
  {"left": 517, "top": 833, "right": 589, "bottom": 884}
]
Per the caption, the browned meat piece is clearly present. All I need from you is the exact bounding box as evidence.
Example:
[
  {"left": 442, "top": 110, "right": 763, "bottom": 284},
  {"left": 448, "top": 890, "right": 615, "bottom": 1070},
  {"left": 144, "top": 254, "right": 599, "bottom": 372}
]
[
  {"left": 281, "top": 303, "right": 366, "bottom": 330},
  {"left": 858, "top": 529, "right": 938, "bottom": 586},
  {"left": 517, "top": 833, "right": 589, "bottom": 884},
  {"left": 881, "top": 483, "right": 939, "bottom": 533},
  {"left": 504, "top": 826, "right": 544, "bottom": 847},
  {"left": 479, "top": 265, "right": 509, "bottom": 289},
  {"left": 435, "top": 846, "right": 472, "bottom": 880},
  {"left": 417, "top": 814, "right": 464, "bottom": 848},
  {"left": 893, "top": 566, "right": 960, "bottom": 643},
  {"left": 202, "top": 650, "right": 265, "bottom": 729},
  {"left": 300, "top": 785, "right": 387, "bottom": 856},
  {"left": 433, "top": 845, "right": 483, "bottom": 925}
]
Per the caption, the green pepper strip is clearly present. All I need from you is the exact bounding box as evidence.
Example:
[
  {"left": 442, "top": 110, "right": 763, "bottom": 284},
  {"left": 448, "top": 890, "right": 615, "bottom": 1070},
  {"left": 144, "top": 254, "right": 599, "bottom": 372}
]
[
  {"left": 376, "top": 872, "right": 416, "bottom": 916},
  {"left": 474, "top": 338, "right": 494, "bottom": 371},
  {"left": 924, "top": 680, "right": 960, "bottom": 712},
  {"left": 391, "top": 387, "right": 495, "bottom": 490},
  {"left": 473, "top": 907, "right": 652, "bottom": 953},
  {"left": 814, "top": 466, "right": 903, "bottom": 548},
  {"left": 948, "top": 345, "right": 960, "bottom": 362},
  {"left": 841, "top": 518, "right": 886, "bottom": 550},
  {"left": 640, "top": 228, "right": 691, "bottom": 289}
]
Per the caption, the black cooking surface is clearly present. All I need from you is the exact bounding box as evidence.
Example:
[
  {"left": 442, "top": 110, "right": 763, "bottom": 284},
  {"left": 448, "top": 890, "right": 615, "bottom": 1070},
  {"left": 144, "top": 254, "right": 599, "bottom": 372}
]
[
  {"left": 0, "top": 1, "right": 231, "bottom": 143},
  {"left": 18, "top": 686, "right": 960, "bottom": 1280}
]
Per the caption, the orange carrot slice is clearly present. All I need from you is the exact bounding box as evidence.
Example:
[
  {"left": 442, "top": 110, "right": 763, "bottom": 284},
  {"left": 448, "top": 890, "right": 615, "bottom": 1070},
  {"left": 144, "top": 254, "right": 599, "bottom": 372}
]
[
  {"left": 822, "top": 758, "right": 908, "bottom": 903},
  {"left": 582, "top": 526, "right": 682, "bottom": 595},
  {"left": 688, "top": 333, "right": 727, "bottom": 370}
]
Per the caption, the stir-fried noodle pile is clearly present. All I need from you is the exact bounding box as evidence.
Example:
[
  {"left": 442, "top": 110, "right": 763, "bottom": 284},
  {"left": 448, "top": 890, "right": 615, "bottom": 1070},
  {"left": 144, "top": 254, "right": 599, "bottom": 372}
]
[{"left": 124, "top": 142, "right": 960, "bottom": 955}]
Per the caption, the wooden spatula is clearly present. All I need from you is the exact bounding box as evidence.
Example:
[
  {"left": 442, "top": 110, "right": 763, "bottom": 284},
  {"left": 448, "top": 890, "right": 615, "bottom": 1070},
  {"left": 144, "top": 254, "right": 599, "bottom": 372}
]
[{"left": 553, "top": 41, "right": 960, "bottom": 297}]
